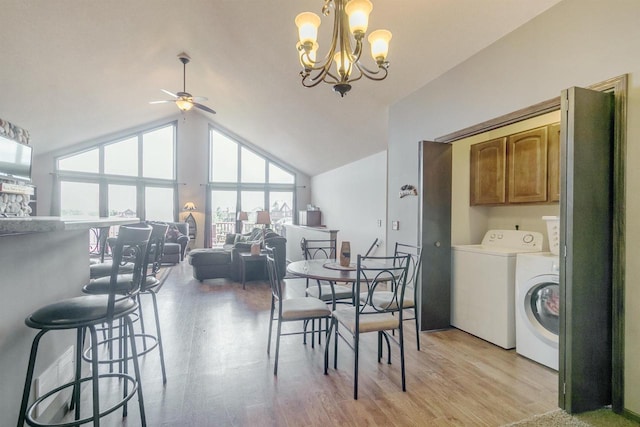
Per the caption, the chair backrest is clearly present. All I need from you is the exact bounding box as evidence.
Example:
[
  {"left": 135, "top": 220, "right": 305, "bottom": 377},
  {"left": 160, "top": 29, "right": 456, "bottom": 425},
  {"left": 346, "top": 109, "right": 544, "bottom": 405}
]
[
  {"left": 394, "top": 243, "right": 422, "bottom": 290},
  {"left": 107, "top": 224, "right": 152, "bottom": 319},
  {"left": 301, "top": 238, "right": 337, "bottom": 260},
  {"left": 146, "top": 222, "right": 169, "bottom": 277},
  {"left": 357, "top": 253, "right": 411, "bottom": 315},
  {"left": 264, "top": 245, "right": 283, "bottom": 302}
]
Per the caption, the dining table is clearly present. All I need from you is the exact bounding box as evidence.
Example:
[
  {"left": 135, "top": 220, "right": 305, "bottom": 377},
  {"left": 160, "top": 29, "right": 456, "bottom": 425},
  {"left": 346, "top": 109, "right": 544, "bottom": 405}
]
[{"left": 286, "top": 259, "right": 361, "bottom": 283}]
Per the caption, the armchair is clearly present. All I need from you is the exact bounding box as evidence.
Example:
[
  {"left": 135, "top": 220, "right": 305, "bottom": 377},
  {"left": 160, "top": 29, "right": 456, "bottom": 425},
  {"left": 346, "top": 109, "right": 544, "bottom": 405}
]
[
  {"left": 161, "top": 222, "right": 190, "bottom": 264},
  {"left": 229, "top": 228, "right": 286, "bottom": 282}
]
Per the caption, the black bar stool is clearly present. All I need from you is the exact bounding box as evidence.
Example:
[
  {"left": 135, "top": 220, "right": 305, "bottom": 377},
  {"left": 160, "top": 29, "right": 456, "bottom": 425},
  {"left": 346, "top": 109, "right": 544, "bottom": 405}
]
[
  {"left": 17, "top": 224, "right": 152, "bottom": 427},
  {"left": 83, "top": 221, "right": 169, "bottom": 383}
]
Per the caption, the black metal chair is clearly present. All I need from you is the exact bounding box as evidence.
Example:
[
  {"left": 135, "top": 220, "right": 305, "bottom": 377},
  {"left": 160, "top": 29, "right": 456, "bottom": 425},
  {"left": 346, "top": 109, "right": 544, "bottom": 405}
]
[
  {"left": 361, "top": 243, "right": 423, "bottom": 350},
  {"left": 265, "top": 245, "right": 331, "bottom": 376},
  {"left": 301, "top": 238, "right": 354, "bottom": 305},
  {"left": 17, "top": 224, "right": 151, "bottom": 426},
  {"left": 324, "top": 253, "right": 410, "bottom": 400},
  {"left": 83, "top": 221, "right": 169, "bottom": 383}
]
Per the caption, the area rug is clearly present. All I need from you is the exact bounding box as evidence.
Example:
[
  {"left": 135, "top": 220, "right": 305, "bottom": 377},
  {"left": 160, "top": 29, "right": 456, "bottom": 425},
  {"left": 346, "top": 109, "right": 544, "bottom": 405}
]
[
  {"left": 503, "top": 410, "right": 591, "bottom": 427},
  {"left": 503, "top": 408, "right": 639, "bottom": 427},
  {"left": 155, "top": 265, "right": 173, "bottom": 287}
]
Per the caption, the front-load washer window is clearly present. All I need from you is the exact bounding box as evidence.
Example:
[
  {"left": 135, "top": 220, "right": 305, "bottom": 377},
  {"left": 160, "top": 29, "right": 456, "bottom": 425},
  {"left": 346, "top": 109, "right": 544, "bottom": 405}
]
[{"left": 524, "top": 279, "right": 560, "bottom": 345}]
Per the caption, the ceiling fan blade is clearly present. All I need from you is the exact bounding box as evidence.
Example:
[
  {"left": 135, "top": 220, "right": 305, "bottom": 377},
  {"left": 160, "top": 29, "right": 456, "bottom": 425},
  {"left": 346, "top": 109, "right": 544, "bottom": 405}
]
[
  {"left": 192, "top": 96, "right": 208, "bottom": 102},
  {"left": 161, "top": 89, "right": 178, "bottom": 98},
  {"left": 193, "top": 102, "right": 216, "bottom": 114},
  {"left": 149, "top": 100, "right": 174, "bottom": 104}
]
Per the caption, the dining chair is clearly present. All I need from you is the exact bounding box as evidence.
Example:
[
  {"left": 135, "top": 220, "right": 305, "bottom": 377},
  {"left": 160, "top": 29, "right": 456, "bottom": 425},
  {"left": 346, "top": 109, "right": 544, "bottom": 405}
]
[
  {"left": 265, "top": 245, "right": 331, "bottom": 375},
  {"left": 324, "top": 253, "right": 411, "bottom": 400},
  {"left": 361, "top": 243, "right": 423, "bottom": 350},
  {"left": 301, "top": 238, "right": 354, "bottom": 305},
  {"left": 17, "top": 224, "right": 151, "bottom": 426}
]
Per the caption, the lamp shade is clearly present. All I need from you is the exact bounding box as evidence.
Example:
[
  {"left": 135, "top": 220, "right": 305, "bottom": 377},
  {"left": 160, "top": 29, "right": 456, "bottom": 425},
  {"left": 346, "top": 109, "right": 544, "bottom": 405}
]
[
  {"left": 345, "top": 0, "right": 373, "bottom": 35},
  {"left": 183, "top": 202, "right": 197, "bottom": 211},
  {"left": 256, "top": 210, "right": 271, "bottom": 225},
  {"left": 295, "top": 12, "right": 321, "bottom": 46},
  {"left": 237, "top": 211, "right": 248, "bottom": 221},
  {"left": 368, "top": 29, "right": 392, "bottom": 63}
]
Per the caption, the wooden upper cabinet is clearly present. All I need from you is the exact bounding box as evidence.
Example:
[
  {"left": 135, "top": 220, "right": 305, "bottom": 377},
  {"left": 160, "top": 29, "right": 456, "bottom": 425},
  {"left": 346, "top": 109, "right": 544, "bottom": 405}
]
[
  {"left": 507, "top": 126, "right": 548, "bottom": 203},
  {"left": 547, "top": 123, "right": 561, "bottom": 202},
  {"left": 470, "top": 137, "right": 506, "bottom": 205}
]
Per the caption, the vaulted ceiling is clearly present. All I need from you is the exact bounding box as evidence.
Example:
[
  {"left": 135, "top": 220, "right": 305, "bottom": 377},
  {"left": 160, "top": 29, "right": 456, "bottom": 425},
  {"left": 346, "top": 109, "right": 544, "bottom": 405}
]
[{"left": 0, "top": 0, "right": 560, "bottom": 176}]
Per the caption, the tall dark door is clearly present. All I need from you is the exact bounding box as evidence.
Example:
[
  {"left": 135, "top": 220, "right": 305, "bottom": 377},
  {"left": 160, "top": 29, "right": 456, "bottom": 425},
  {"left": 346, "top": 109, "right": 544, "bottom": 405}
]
[
  {"left": 419, "top": 141, "right": 452, "bottom": 330},
  {"left": 559, "top": 87, "right": 614, "bottom": 413}
]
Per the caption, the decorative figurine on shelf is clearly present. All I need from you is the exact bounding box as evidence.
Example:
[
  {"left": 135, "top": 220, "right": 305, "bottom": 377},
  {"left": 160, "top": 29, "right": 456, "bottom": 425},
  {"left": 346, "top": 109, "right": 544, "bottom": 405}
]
[{"left": 340, "top": 241, "right": 351, "bottom": 267}]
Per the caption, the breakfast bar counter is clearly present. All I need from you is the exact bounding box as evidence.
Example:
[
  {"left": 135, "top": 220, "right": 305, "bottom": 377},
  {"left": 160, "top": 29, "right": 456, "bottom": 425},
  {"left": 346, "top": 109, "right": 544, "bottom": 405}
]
[{"left": 0, "top": 216, "right": 139, "bottom": 421}]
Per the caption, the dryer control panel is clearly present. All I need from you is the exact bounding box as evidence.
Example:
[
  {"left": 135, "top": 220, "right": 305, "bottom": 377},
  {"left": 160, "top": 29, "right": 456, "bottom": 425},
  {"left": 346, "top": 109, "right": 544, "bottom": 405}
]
[{"left": 481, "top": 229, "right": 543, "bottom": 250}]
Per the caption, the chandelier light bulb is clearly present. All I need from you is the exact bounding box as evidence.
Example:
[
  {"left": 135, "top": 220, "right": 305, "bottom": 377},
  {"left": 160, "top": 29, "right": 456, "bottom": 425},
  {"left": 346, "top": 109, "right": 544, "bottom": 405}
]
[
  {"left": 345, "top": 0, "right": 373, "bottom": 36},
  {"left": 333, "top": 51, "right": 353, "bottom": 78},
  {"left": 297, "top": 42, "right": 318, "bottom": 69},
  {"left": 368, "top": 29, "right": 392, "bottom": 64},
  {"left": 295, "top": 12, "right": 321, "bottom": 46}
]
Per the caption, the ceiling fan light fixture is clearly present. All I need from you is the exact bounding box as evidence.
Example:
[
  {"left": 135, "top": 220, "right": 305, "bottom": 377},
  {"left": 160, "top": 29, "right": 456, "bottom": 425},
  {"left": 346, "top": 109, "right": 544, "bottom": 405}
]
[{"left": 175, "top": 97, "right": 194, "bottom": 111}]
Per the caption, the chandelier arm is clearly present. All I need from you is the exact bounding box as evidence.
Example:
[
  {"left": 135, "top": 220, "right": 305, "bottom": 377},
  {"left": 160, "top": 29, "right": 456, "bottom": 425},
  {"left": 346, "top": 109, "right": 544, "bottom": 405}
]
[{"left": 353, "top": 61, "right": 389, "bottom": 81}]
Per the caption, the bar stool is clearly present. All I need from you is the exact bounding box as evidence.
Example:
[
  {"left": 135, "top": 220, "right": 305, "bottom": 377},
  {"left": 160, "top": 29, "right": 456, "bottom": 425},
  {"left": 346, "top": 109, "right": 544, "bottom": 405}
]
[
  {"left": 83, "top": 221, "right": 169, "bottom": 383},
  {"left": 17, "top": 224, "right": 152, "bottom": 427}
]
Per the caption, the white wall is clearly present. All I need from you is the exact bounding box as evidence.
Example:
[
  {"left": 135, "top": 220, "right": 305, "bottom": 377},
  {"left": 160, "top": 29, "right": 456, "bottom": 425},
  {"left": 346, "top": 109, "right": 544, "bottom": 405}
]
[
  {"left": 311, "top": 150, "right": 387, "bottom": 258},
  {"left": 387, "top": 0, "right": 640, "bottom": 415}
]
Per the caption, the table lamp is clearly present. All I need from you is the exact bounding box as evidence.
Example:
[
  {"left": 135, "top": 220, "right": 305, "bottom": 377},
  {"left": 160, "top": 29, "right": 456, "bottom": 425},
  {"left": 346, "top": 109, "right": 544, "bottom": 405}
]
[{"left": 256, "top": 210, "right": 271, "bottom": 244}]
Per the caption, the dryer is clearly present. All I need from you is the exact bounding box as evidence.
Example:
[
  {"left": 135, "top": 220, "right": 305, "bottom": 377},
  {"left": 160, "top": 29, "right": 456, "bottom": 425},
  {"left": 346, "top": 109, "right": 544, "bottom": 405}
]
[
  {"left": 451, "top": 230, "right": 543, "bottom": 349},
  {"left": 515, "top": 252, "right": 559, "bottom": 370}
]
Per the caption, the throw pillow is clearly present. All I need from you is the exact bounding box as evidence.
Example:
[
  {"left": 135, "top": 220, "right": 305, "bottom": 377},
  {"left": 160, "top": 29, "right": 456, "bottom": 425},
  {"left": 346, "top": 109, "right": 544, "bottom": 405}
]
[{"left": 166, "top": 225, "right": 182, "bottom": 243}]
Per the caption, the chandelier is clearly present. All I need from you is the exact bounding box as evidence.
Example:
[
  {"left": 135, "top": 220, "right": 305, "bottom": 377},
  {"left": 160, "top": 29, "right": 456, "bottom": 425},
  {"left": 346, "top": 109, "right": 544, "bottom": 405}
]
[{"left": 295, "top": 0, "right": 392, "bottom": 97}]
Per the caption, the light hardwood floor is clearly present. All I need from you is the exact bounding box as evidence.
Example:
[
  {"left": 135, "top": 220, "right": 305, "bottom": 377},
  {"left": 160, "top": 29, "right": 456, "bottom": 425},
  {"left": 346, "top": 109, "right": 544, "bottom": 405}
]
[{"left": 60, "top": 261, "right": 558, "bottom": 426}]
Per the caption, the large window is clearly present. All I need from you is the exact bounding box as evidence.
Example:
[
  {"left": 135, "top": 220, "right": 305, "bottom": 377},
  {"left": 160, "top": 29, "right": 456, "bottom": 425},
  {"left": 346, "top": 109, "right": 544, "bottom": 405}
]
[
  {"left": 56, "top": 122, "right": 177, "bottom": 221},
  {"left": 208, "top": 127, "right": 296, "bottom": 246}
]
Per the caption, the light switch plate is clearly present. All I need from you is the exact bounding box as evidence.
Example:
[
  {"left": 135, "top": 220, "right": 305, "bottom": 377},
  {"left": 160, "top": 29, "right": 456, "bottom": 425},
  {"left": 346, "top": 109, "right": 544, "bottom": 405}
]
[{"left": 392, "top": 221, "right": 399, "bottom": 230}]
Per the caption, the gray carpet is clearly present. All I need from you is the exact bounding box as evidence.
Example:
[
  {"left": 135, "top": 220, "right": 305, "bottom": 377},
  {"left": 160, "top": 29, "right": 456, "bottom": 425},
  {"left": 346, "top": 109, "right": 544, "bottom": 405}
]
[{"left": 504, "top": 409, "right": 639, "bottom": 426}]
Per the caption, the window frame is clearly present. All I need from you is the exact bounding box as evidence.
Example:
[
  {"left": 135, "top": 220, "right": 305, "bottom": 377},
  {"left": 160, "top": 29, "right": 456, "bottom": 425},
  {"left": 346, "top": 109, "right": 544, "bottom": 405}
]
[{"left": 54, "top": 121, "right": 178, "bottom": 220}]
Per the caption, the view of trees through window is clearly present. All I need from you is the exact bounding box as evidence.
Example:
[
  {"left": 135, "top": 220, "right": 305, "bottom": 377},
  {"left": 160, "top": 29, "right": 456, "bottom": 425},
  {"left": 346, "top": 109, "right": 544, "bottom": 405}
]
[
  {"left": 56, "top": 123, "right": 176, "bottom": 221},
  {"left": 209, "top": 128, "right": 296, "bottom": 245}
]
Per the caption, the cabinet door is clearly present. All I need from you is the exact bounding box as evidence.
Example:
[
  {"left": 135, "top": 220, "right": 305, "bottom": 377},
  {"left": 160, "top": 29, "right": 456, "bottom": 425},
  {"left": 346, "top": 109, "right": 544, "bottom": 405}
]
[
  {"left": 507, "top": 126, "right": 548, "bottom": 203},
  {"left": 469, "top": 137, "right": 506, "bottom": 205},
  {"left": 547, "top": 123, "right": 561, "bottom": 202}
]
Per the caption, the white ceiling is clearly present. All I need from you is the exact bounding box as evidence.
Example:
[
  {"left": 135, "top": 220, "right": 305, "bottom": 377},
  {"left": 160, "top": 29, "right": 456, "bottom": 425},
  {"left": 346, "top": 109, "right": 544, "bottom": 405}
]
[{"left": 0, "top": 0, "right": 561, "bottom": 176}]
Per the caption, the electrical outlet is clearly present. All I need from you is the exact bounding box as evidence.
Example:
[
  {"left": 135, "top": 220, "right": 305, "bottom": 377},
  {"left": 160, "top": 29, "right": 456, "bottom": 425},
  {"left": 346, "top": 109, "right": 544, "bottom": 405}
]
[{"left": 377, "top": 219, "right": 382, "bottom": 227}]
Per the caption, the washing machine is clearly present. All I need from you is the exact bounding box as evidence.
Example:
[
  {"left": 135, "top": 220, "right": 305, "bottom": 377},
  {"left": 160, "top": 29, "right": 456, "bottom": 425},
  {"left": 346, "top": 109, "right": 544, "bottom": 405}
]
[
  {"left": 515, "top": 252, "right": 560, "bottom": 370},
  {"left": 451, "top": 229, "right": 543, "bottom": 349}
]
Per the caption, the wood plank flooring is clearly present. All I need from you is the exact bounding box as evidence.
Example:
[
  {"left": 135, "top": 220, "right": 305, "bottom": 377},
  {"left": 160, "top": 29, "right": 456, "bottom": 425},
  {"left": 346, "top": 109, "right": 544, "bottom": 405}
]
[{"left": 61, "top": 261, "right": 558, "bottom": 426}]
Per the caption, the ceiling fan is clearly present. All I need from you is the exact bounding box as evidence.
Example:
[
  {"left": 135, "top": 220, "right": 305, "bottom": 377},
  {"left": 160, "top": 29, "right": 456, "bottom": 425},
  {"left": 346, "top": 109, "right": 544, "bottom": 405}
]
[{"left": 150, "top": 52, "right": 216, "bottom": 114}]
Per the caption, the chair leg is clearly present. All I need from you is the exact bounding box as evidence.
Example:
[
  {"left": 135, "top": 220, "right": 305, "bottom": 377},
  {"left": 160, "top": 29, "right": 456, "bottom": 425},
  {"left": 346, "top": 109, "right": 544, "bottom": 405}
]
[
  {"left": 122, "top": 317, "right": 129, "bottom": 417},
  {"left": 274, "top": 319, "right": 283, "bottom": 376},
  {"left": 125, "top": 315, "right": 147, "bottom": 426},
  {"left": 414, "top": 310, "right": 421, "bottom": 351},
  {"left": 137, "top": 294, "right": 148, "bottom": 351},
  {"left": 17, "top": 329, "right": 46, "bottom": 427},
  {"left": 70, "top": 328, "right": 83, "bottom": 418},
  {"left": 324, "top": 319, "right": 335, "bottom": 375},
  {"left": 381, "top": 332, "right": 392, "bottom": 364},
  {"left": 333, "top": 319, "right": 339, "bottom": 370},
  {"left": 149, "top": 290, "right": 167, "bottom": 384},
  {"left": 377, "top": 332, "right": 382, "bottom": 363},
  {"left": 354, "top": 330, "right": 359, "bottom": 400},
  {"left": 88, "top": 325, "right": 101, "bottom": 425},
  {"left": 267, "top": 299, "right": 275, "bottom": 355},
  {"left": 399, "top": 325, "right": 406, "bottom": 392}
]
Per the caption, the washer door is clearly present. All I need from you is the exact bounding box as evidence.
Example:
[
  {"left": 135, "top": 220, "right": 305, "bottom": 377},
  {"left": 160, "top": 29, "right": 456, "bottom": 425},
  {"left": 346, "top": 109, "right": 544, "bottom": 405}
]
[{"left": 524, "top": 274, "right": 560, "bottom": 346}]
